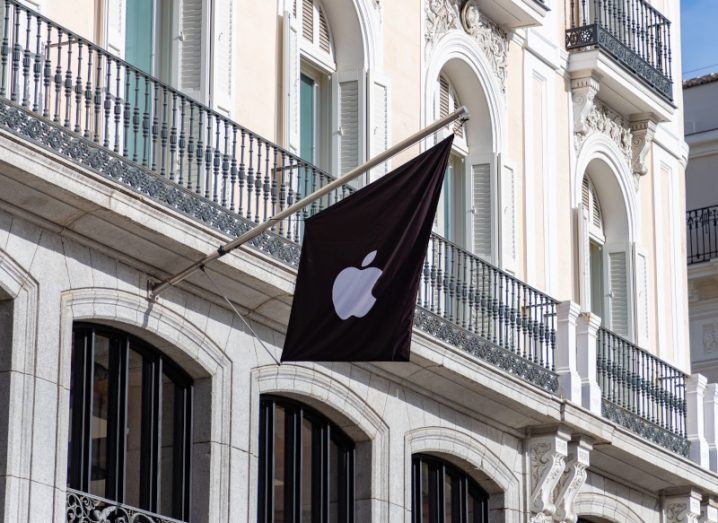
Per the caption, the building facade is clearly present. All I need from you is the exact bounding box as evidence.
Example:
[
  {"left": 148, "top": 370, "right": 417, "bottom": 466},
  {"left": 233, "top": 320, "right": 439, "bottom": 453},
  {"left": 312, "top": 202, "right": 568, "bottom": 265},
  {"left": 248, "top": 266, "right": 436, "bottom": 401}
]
[
  {"left": 0, "top": 0, "right": 716, "bottom": 522},
  {"left": 685, "top": 74, "right": 718, "bottom": 388}
]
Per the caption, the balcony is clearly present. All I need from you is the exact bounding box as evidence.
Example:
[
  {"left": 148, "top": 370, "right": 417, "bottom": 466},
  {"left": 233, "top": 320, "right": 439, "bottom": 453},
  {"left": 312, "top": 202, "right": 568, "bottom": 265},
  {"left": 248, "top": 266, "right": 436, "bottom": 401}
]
[
  {"left": 687, "top": 205, "right": 718, "bottom": 265},
  {"left": 597, "top": 327, "right": 689, "bottom": 456},
  {"left": 566, "top": 0, "right": 674, "bottom": 119},
  {"left": 66, "top": 489, "right": 186, "bottom": 523}
]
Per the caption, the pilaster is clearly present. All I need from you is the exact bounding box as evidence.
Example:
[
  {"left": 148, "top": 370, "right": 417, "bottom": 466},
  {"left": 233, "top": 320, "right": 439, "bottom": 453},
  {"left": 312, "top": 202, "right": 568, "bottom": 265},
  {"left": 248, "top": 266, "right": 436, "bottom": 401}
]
[
  {"left": 687, "top": 374, "right": 709, "bottom": 468},
  {"left": 555, "top": 301, "right": 582, "bottom": 404},
  {"left": 576, "top": 312, "right": 602, "bottom": 414}
]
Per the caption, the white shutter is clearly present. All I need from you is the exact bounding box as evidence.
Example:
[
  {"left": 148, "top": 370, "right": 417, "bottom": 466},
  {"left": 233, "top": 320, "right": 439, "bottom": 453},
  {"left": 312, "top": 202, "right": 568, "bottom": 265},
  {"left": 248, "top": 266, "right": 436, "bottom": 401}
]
[
  {"left": 472, "top": 163, "right": 492, "bottom": 261},
  {"left": 636, "top": 250, "right": 649, "bottom": 346},
  {"left": 178, "top": 0, "right": 208, "bottom": 101},
  {"left": 283, "top": 7, "right": 300, "bottom": 154},
  {"left": 605, "top": 246, "right": 631, "bottom": 338},
  {"left": 370, "top": 77, "right": 389, "bottom": 177},
  {"left": 332, "top": 70, "right": 365, "bottom": 177},
  {"left": 211, "top": 0, "right": 233, "bottom": 116},
  {"left": 106, "top": 0, "right": 126, "bottom": 57},
  {"left": 500, "top": 162, "right": 518, "bottom": 272},
  {"left": 577, "top": 204, "right": 590, "bottom": 311}
]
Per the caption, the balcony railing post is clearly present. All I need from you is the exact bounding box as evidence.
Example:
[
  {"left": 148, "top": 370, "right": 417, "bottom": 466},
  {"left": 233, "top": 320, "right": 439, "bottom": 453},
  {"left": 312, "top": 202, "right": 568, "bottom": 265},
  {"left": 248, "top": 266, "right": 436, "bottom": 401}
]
[
  {"left": 686, "top": 373, "right": 709, "bottom": 467},
  {"left": 577, "top": 312, "right": 602, "bottom": 414},
  {"left": 555, "top": 301, "right": 581, "bottom": 403},
  {"left": 704, "top": 383, "right": 718, "bottom": 473}
]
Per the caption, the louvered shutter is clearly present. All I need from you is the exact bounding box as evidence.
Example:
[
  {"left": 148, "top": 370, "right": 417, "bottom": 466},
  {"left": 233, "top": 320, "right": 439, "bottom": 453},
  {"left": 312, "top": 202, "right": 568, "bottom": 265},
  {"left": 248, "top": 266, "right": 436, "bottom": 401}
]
[
  {"left": 577, "top": 204, "right": 591, "bottom": 311},
  {"left": 178, "top": 0, "right": 208, "bottom": 102},
  {"left": 604, "top": 245, "right": 631, "bottom": 338},
  {"left": 332, "top": 70, "right": 365, "bottom": 177},
  {"left": 636, "top": 250, "right": 649, "bottom": 345},
  {"left": 301, "top": 0, "right": 314, "bottom": 42},
  {"left": 472, "top": 163, "right": 492, "bottom": 261},
  {"left": 500, "top": 161, "right": 518, "bottom": 271},
  {"left": 106, "top": 0, "right": 125, "bottom": 56},
  {"left": 211, "top": 0, "right": 233, "bottom": 116},
  {"left": 370, "top": 77, "right": 389, "bottom": 177},
  {"left": 283, "top": 7, "right": 300, "bottom": 154}
]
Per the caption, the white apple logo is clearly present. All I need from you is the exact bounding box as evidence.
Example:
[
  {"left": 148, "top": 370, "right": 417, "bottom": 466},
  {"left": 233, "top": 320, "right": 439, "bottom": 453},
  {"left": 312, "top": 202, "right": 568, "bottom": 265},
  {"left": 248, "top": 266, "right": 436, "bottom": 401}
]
[{"left": 332, "top": 250, "right": 383, "bottom": 320}]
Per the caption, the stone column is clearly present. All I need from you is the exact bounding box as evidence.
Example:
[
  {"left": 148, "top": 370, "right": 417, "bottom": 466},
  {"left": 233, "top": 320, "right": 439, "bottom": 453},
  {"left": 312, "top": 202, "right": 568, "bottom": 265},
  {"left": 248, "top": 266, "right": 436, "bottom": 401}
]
[
  {"left": 576, "top": 312, "right": 602, "bottom": 414},
  {"left": 529, "top": 427, "right": 571, "bottom": 522},
  {"left": 687, "top": 374, "right": 709, "bottom": 468},
  {"left": 663, "top": 487, "right": 702, "bottom": 523},
  {"left": 705, "top": 383, "right": 718, "bottom": 473},
  {"left": 555, "top": 301, "right": 581, "bottom": 404}
]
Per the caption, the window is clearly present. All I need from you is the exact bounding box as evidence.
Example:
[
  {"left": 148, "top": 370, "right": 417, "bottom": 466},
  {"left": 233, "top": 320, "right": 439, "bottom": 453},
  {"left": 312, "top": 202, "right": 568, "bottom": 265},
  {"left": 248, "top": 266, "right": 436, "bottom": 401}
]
[
  {"left": 258, "top": 395, "right": 354, "bottom": 523},
  {"left": 68, "top": 323, "right": 192, "bottom": 520},
  {"left": 412, "top": 454, "right": 489, "bottom": 523},
  {"left": 583, "top": 176, "right": 605, "bottom": 321}
]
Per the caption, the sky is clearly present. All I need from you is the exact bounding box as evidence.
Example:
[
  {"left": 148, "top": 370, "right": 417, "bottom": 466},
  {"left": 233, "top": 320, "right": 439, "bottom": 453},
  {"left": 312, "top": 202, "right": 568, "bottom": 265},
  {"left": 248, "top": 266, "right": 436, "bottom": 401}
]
[{"left": 681, "top": 0, "right": 718, "bottom": 79}]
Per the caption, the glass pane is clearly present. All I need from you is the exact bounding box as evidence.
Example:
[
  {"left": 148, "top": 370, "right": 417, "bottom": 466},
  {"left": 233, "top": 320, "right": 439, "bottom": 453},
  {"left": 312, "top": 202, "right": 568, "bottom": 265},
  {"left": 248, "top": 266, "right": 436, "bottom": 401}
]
[
  {"left": 158, "top": 372, "right": 176, "bottom": 516},
  {"left": 329, "top": 438, "right": 339, "bottom": 522},
  {"left": 301, "top": 418, "right": 313, "bottom": 522},
  {"left": 273, "top": 406, "right": 286, "bottom": 523},
  {"left": 443, "top": 472, "right": 453, "bottom": 522},
  {"left": 124, "top": 348, "right": 144, "bottom": 508},
  {"left": 421, "top": 461, "right": 431, "bottom": 523},
  {"left": 299, "top": 73, "right": 316, "bottom": 165},
  {"left": 89, "top": 335, "right": 111, "bottom": 498},
  {"left": 125, "top": 0, "right": 154, "bottom": 74},
  {"left": 468, "top": 493, "right": 475, "bottom": 523}
]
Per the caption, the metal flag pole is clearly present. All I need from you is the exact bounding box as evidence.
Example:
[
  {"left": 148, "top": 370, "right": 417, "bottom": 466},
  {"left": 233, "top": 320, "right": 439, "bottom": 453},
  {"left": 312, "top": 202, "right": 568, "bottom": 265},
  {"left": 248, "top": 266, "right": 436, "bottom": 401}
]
[{"left": 148, "top": 105, "right": 469, "bottom": 300}]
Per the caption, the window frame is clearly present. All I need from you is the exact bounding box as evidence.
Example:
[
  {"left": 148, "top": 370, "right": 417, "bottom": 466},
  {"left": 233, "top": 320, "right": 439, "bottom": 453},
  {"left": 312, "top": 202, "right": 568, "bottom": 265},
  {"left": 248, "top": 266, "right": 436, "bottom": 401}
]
[
  {"left": 68, "top": 322, "right": 193, "bottom": 520},
  {"left": 258, "top": 394, "right": 355, "bottom": 523},
  {"left": 411, "top": 453, "right": 489, "bottom": 523}
]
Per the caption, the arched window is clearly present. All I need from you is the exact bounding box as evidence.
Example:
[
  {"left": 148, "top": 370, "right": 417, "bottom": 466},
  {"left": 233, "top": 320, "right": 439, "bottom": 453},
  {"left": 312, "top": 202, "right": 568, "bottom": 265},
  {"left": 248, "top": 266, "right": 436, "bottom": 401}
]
[
  {"left": 411, "top": 454, "right": 489, "bottom": 523},
  {"left": 579, "top": 171, "right": 631, "bottom": 338},
  {"left": 67, "top": 323, "right": 192, "bottom": 520},
  {"left": 258, "top": 395, "right": 355, "bottom": 522}
]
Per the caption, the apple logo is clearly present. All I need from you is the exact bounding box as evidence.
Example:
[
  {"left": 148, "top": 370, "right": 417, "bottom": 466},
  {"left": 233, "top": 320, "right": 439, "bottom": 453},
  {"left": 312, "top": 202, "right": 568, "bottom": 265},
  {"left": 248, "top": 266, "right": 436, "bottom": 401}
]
[{"left": 332, "top": 250, "right": 383, "bottom": 320}]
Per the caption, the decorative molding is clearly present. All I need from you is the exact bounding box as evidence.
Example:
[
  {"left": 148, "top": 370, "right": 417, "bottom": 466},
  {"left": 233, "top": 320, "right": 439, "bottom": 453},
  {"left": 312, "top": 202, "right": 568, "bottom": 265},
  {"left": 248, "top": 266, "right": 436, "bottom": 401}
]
[
  {"left": 425, "top": 0, "right": 508, "bottom": 91},
  {"left": 630, "top": 117, "right": 657, "bottom": 178},
  {"left": 529, "top": 429, "right": 570, "bottom": 520},
  {"left": 578, "top": 99, "right": 633, "bottom": 161},
  {"left": 553, "top": 438, "right": 592, "bottom": 523},
  {"left": 664, "top": 489, "right": 702, "bottom": 523},
  {"left": 570, "top": 76, "right": 600, "bottom": 136}
]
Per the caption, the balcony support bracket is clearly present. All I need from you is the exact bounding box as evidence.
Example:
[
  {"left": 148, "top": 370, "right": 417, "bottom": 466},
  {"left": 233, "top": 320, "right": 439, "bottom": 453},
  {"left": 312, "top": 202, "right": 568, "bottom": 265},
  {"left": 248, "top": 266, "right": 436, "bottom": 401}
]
[
  {"left": 529, "top": 427, "right": 571, "bottom": 522},
  {"left": 571, "top": 75, "right": 601, "bottom": 139},
  {"left": 553, "top": 436, "right": 592, "bottom": 523},
  {"left": 630, "top": 116, "right": 657, "bottom": 181}
]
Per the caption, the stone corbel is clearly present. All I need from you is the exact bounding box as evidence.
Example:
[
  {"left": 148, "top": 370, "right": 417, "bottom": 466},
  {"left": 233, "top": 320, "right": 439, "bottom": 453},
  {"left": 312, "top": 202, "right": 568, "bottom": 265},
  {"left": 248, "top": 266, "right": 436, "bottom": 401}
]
[
  {"left": 630, "top": 115, "right": 657, "bottom": 178},
  {"left": 664, "top": 487, "right": 703, "bottom": 523},
  {"left": 571, "top": 76, "right": 601, "bottom": 137},
  {"left": 529, "top": 427, "right": 570, "bottom": 521},
  {"left": 553, "top": 437, "right": 592, "bottom": 523},
  {"left": 701, "top": 495, "right": 718, "bottom": 523}
]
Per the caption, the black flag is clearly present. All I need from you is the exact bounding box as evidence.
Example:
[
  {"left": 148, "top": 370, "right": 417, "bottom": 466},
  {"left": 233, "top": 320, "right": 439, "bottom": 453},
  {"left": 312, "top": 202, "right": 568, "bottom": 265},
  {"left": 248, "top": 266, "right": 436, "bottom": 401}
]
[{"left": 281, "top": 135, "right": 454, "bottom": 361}]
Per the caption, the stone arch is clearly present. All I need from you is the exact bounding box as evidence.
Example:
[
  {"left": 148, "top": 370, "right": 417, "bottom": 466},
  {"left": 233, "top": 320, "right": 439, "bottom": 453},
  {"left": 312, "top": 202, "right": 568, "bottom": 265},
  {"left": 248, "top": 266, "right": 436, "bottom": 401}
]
[
  {"left": 250, "top": 364, "right": 390, "bottom": 522},
  {"left": 321, "top": 0, "right": 382, "bottom": 71},
  {"left": 0, "top": 250, "right": 38, "bottom": 523},
  {"left": 59, "top": 288, "right": 232, "bottom": 523},
  {"left": 405, "top": 426, "right": 521, "bottom": 523},
  {"left": 575, "top": 492, "right": 646, "bottom": 523},
  {"left": 574, "top": 133, "right": 638, "bottom": 243},
  {"left": 423, "top": 31, "right": 505, "bottom": 155}
]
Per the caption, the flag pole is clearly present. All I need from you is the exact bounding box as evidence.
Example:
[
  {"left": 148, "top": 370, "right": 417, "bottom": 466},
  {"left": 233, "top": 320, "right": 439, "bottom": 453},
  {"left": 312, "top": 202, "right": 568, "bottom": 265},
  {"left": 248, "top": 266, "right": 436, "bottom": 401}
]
[{"left": 148, "top": 105, "right": 469, "bottom": 300}]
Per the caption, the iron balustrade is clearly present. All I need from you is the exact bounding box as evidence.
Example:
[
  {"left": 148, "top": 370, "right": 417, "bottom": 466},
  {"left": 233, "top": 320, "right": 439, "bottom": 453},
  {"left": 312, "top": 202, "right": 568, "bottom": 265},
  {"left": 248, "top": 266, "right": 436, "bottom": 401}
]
[
  {"left": 66, "top": 488, "right": 186, "bottom": 523},
  {"left": 566, "top": 0, "right": 673, "bottom": 100},
  {"left": 686, "top": 205, "right": 718, "bottom": 264},
  {"left": 597, "top": 327, "right": 689, "bottom": 456},
  {"left": 0, "top": 0, "right": 558, "bottom": 391},
  {"left": 421, "top": 235, "right": 557, "bottom": 371}
]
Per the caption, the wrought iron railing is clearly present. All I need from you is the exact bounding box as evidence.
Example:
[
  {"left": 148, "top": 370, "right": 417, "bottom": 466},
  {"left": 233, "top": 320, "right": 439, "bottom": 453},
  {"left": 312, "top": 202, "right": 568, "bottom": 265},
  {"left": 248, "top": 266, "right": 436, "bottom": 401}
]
[
  {"left": 0, "top": 0, "right": 559, "bottom": 392},
  {"left": 687, "top": 205, "right": 718, "bottom": 265},
  {"left": 596, "top": 327, "right": 689, "bottom": 456},
  {"left": 66, "top": 488, "right": 186, "bottom": 523},
  {"left": 565, "top": 0, "right": 673, "bottom": 100}
]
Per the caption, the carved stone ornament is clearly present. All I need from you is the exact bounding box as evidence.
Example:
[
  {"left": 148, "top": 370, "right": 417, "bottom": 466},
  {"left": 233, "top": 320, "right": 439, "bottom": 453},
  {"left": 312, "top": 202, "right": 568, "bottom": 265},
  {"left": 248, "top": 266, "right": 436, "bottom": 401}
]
[
  {"left": 664, "top": 489, "right": 703, "bottom": 523},
  {"left": 703, "top": 323, "right": 718, "bottom": 354},
  {"left": 553, "top": 439, "right": 592, "bottom": 523},
  {"left": 630, "top": 118, "right": 657, "bottom": 177},
  {"left": 529, "top": 432, "right": 569, "bottom": 519},
  {"left": 425, "top": 0, "right": 508, "bottom": 91}
]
